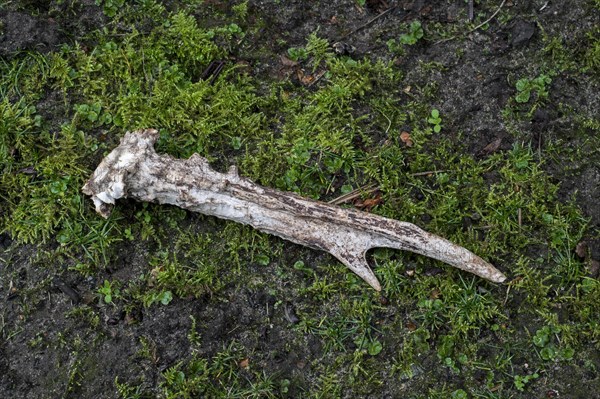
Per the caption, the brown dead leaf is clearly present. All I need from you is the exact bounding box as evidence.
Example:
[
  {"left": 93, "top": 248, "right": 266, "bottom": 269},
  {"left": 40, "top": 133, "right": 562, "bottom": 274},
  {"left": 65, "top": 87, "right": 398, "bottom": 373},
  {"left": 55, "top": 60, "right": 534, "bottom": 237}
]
[
  {"left": 575, "top": 241, "right": 588, "bottom": 259},
  {"left": 400, "top": 131, "right": 413, "bottom": 147},
  {"left": 296, "top": 69, "right": 315, "bottom": 86},
  {"left": 362, "top": 197, "right": 382, "bottom": 209},
  {"left": 354, "top": 192, "right": 382, "bottom": 211},
  {"left": 239, "top": 358, "right": 250, "bottom": 368},
  {"left": 481, "top": 138, "right": 502, "bottom": 154}
]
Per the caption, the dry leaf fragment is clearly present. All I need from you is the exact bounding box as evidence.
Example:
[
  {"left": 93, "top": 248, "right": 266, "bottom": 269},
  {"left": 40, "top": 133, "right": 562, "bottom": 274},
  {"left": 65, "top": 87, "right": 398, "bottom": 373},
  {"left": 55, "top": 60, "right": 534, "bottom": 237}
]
[
  {"left": 361, "top": 197, "right": 383, "bottom": 210},
  {"left": 296, "top": 69, "right": 315, "bottom": 85},
  {"left": 400, "top": 131, "right": 413, "bottom": 147},
  {"left": 575, "top": 241, "right": 588, "bottom": 259},
  {"left": 355, "top": 192, "right": 383, "bottom": 211},
  {"left": 481, "top": 138, "right": 502, "bottom": 155}
]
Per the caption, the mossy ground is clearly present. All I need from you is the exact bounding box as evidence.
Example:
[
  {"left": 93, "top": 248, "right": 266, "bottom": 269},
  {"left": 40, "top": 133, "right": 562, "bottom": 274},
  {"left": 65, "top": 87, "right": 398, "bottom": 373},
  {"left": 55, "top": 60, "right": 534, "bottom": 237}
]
[{"left": 1, "top": 1, "right": 599, "bottom": 398}]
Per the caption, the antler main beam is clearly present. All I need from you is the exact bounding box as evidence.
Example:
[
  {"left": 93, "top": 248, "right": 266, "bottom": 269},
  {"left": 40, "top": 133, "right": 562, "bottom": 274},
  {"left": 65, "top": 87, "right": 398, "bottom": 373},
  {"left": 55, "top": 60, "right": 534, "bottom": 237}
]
[{"left": 82, "top": 129, "right": 507, "bottom": 291}]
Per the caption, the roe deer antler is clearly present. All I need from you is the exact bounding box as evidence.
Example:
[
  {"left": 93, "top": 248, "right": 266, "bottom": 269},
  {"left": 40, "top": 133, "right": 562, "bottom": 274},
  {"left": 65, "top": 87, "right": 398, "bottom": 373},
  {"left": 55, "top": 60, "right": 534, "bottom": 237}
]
[{"left": 82, "top": 129, "right": 506, "bottom": 291}]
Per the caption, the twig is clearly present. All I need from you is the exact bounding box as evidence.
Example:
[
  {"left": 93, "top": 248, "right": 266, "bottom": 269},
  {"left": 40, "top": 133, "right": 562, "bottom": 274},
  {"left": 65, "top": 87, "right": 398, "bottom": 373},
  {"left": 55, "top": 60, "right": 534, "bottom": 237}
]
[
  {"left": 411, "top": 170, "right": 448, "bottom": 177},
  {"left": 328, "top": 184, "right": 379, "bottom": 205},
  {"left": 468, "top": 0, "right": 474, "bottom": 21},
  {"left": 307, "top": 69, "right": 327, "bottom": 87},
  {"left": 435, "top": 0, "right": 507, "bottom": 45},
  {"left": 380, "top": 110, "right": 392, "bottom": 135},
  {"left": 338, "top": 6, "right": 398, "bottom": 41},
  {"left": 329, "top": 170, "right": 447, "bottom": 205},
  {"left": 200, "top": 60, "right": 226, "bottom": 85},
  {"left": 467, "top": 0, "right": 507, "bottom": 34}
]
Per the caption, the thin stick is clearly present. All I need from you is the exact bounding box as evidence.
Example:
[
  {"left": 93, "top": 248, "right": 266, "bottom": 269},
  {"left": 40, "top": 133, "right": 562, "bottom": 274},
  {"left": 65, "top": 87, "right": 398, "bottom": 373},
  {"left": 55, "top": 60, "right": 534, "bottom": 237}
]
[
  {"left": 411, "top": 170, "right": 448, "bottom": 177},
  {"left": 435, "top": 0, "right": 507, "bottom": 44},
  {"left": 467, "top": 0, "right": 507, "bottom": 34},
  {"left": 328, "top": 170, "right": 447, "bottom": 205},
  {"left": 468, "top": 0, "right": 474, "bottom": 21},
  {"left": 338, "top": 6, "right": 398, "bottom": 41},
  {"left": 307, "top": 69, "right": 327, "bottom": 87},
  {"left": 328, "top": 184, "right": 379, "bottom": 205}
]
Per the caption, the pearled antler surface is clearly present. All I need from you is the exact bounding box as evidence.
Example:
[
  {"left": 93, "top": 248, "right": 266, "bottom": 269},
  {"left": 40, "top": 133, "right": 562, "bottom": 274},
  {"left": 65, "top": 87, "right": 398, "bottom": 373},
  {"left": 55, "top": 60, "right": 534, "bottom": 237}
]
[{"left": 83, "top": 129, "right": 507, "bottom": 290}]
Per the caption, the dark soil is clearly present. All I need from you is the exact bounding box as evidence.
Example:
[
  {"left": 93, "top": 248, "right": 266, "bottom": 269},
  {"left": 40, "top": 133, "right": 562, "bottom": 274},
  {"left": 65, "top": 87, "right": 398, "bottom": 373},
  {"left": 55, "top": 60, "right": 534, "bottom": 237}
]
[{"left": 1, "top": 1, "right": 599, "bottom": 398}]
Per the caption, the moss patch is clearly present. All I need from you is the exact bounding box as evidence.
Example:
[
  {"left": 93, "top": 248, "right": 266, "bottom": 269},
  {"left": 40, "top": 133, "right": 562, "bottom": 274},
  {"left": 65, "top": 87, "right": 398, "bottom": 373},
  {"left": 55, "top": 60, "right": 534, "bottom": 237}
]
[{"left": 1, "top": 1, "right": 599, "bottom": 398}]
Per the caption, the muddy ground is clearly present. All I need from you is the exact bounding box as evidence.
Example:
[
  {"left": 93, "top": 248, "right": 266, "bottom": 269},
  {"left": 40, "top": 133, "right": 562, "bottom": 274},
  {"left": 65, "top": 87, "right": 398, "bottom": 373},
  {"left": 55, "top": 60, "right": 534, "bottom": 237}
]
[{"left": 1, "top": 0, "right": 599, "bottom": 398}]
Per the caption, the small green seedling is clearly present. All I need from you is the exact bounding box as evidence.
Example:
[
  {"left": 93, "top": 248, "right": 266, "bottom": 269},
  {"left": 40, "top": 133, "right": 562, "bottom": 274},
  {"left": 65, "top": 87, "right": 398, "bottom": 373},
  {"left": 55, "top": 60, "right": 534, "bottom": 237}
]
[
  {"left": 515, "top": 74, "right": 552, "bottom": 103},
  {"left": 532, "top": 325, "right": 574, "bottom": 361},
  {"left": 98, "top": 280, "right": 119, "bottom": 304},
  {"left": 143, "top": 290, "right": 173, "bottom": 307},
  {"left": 387, "top": 21, "right": 424, "bottom": 55},
  {"left": 514, "top": 372, "right": 539, "bottom": 391},
  {"left": 74, "top": 103, "right": 112, "bottom": 125},
  {"left": 400, "top": 21, "right": 424, "bottom": 45},
  {"left": 124, "top": 227, "right": 134, "bottom": 241},
  {"left": 255, "top": 253, "right": 270, "bottom": 266},
  {"left": 427, "top": 108, "right": 443, "bottom": 132},
  {"left": 95, "top": 0, "right": 124, "bottom": 17},
  {"left": 366, "top": 339, "right": 383, "bottom": 356},
  {"left": 451, "top": 389, "right": 468, "bottom": 399},
  {"left": 293, "top": 260, "right": 314, "bottom": 276},
  {"left": 354, "top": 335, "right": 383, "bottom": 356},
  {"left": 386, "top": 38, "right": 405, "bottom": 56}
]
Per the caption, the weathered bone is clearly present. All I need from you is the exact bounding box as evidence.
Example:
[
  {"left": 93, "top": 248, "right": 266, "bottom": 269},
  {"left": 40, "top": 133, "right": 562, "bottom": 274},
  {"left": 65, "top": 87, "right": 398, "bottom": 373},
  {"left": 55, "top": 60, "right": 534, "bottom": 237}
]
[{"left": 82, "top": 129, "right": 507, "bottom": 291}]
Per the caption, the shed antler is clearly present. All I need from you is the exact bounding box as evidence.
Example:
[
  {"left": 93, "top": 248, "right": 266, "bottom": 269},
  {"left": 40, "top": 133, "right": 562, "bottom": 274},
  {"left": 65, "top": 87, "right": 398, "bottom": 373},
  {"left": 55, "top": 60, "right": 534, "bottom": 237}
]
[{"left": 82, "top": 129, "right": 507, "bottom": 291}]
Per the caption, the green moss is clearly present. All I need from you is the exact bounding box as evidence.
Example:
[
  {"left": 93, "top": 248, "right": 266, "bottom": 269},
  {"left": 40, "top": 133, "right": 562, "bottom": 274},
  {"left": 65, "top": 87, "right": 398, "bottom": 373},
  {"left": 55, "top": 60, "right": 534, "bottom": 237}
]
[
  {"left": 1, "top": 2, "right": 599, "bottom": 398},
  {"left": 116, "top": 339, "right": 284, "bottom": 398}
]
